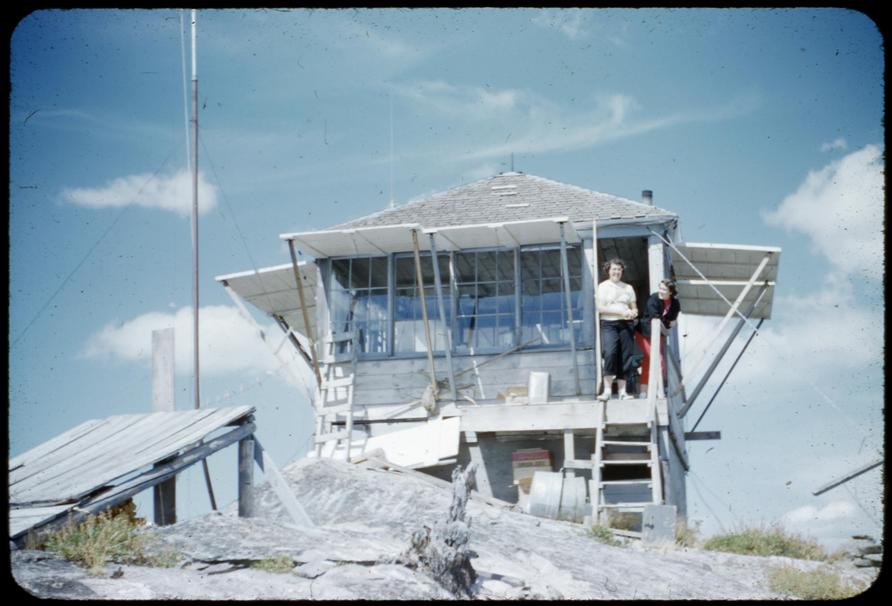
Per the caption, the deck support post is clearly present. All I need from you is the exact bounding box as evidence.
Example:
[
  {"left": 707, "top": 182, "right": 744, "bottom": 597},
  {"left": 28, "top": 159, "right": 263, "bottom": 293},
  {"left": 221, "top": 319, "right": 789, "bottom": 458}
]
[
  {"left": 238, "top": 417, "right": 255, "bottom": 518},
  {"left": 563, "top": 428, "right": 576, "bottom": 477},
  {"left": 464, "top": 431, "right": 493, "bottom": 498}
]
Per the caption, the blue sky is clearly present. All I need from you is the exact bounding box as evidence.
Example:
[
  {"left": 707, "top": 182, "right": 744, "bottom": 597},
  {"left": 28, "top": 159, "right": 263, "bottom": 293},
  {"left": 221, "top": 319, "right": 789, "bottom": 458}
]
[{"left": 9, "top": 8, "right": 884, "bottom": 548}]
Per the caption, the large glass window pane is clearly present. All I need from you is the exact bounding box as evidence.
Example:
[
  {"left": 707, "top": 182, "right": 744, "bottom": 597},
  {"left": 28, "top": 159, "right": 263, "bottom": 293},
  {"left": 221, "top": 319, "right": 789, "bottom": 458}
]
[
  {"left": 393, "top": 253, "right": 452, "bottom": 354},
  {"left": 329, "top": 256, "right": 388, "bottom": 356},
  {"left": 453, "top": 249, "right": 515, "bottom": 352},
  {"left": 519, "top": 246, "right": 583, "bottom": 347}
]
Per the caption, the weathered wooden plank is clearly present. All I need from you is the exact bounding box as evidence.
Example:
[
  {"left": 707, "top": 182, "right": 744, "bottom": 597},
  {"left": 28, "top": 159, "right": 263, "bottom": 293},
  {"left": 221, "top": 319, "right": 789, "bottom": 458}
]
[
  {"left": 253, "top": 439, "right": 315, "bottom": 528},
  {"left": 10, "top": 414, "right": 150, "bottom": 489},
  {"left": 461, "top": 403, "right": 599, "bottom": 432},
  {"left": 13, "top": 407, "right": 254, "bottom": 505},
  {"left": 9, "top": 505, "right": 75, "bottom": 539},
  {"left": 8, "top": 418, "right": 106, "bottom": 473},
  {"left": 238, "top": 434, "right": 255, "bottom": 518},
  {"left": 12, "top": 422, "right": 256, "bottom": 540},
  {"left": 17, "top": 408, "right": 224, "bottom": 502}
]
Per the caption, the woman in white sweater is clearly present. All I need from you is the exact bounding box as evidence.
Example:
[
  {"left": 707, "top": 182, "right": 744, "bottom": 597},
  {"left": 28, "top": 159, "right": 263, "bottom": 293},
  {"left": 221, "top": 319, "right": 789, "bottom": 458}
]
[{"left": 596, "top": 258, "right": 637, "bottom": 401}]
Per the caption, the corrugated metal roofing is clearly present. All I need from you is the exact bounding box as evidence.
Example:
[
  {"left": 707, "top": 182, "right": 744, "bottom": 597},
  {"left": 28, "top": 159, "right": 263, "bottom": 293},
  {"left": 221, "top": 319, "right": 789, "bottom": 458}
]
[
  {"left": 328, "top": 172, "right": 675, "bottom": 231},
  {"left": 9, "top": 406, "right": 255, "bottom": 508}
]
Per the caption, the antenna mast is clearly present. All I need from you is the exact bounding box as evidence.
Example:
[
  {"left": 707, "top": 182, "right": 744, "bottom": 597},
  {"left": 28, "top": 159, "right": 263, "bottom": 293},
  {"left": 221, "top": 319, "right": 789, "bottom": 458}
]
[
  {"left": 190, "top": 9, "right": 217, "bottom": 510},
  {"left": 389, "top": 93, "right": 395, "bottom": 209}
]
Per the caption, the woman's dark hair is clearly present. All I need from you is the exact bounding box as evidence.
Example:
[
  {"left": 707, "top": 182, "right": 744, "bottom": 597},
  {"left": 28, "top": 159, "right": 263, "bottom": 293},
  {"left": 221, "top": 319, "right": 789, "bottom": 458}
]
[
  {"left": 602, "top": 258, "right": 625, "bottom": 277},
  {"left": 660, "top": 279, "right": 677, "bottom": 297}
]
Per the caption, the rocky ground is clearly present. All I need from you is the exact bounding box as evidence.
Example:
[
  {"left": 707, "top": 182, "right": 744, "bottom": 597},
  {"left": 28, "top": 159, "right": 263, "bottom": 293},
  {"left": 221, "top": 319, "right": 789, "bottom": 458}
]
[{"left": 10, "top": 457, "right": 881, "bottom": 600}]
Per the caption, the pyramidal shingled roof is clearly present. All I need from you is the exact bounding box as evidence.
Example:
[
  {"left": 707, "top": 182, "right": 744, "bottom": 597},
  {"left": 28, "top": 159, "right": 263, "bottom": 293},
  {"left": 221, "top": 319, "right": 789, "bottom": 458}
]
[{"left": 330, "top": 172, "right": 675, "bottom": 231}]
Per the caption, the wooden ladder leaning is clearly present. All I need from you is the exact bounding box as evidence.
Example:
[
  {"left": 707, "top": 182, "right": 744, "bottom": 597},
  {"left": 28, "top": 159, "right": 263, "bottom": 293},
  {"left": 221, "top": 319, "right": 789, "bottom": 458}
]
[
  {"left": 313, "top": 329, "right": 357, "bottom": 462},
  {"left": 590, "top": 399, "right": 663, "bottom": 527}
]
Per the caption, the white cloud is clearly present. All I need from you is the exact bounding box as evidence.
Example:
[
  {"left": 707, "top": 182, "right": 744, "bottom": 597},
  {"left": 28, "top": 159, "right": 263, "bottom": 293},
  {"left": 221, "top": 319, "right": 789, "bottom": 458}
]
[
  {"left": 781, "top": 500, "right": 857, "bottom": 525},
  {"left": 62, "top": 169, "right": 218, "bottom": 217},
  {"left": 395, "top": 80, "right": 526, "bottom": 120},
  {"left": 820, "top": 137, "right": 848, "bottom": 152},
  {"left": 393, "top": 79, "right": 760, "bottom": 165},
  {"left": 83, "top": 306, "right": 277, "bottom": 376},
  {"left": 762, "top": 144, "right": 884, "bottom": 282},
  {"left": 531, "top": 9, "right": 588, "bottom": 40}
]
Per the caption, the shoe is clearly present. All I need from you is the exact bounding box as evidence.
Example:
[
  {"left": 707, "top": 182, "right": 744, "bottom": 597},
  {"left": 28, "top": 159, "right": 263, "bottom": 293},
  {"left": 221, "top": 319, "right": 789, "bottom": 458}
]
[
  {"left": 620, "top": 392, "right": 635, "bottom": 400},
  {"left": 597, "top": 391, "right": 610, "bottom": 402}
]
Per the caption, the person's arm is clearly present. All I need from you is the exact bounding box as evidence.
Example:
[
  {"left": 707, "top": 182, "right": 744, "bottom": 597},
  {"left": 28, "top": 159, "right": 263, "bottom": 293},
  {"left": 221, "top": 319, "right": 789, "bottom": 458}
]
[
  {"left": 665, "top": 298, "right": 681, "bottom": 326},
  {"left": 625, "top": 285, "right": 638, "bottom": 319},
  {"left": 597, "top": 283, "right": 632, "bottom": 316}
]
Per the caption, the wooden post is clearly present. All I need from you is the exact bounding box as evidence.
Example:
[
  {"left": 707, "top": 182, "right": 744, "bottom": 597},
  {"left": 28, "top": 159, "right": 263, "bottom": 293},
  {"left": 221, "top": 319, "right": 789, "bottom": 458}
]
[
  {"left": 428, "top": 232, "right": 457, "bottom": 401},
  {"left": 151, "top": 328, "right": 176, "bottom": 526},
  {"left": 238, "top": 419, "right": 255, "bottom": 518},
  {"left": 563, "top": 428, "right": 576, "bottom": 478},
  {"left": 559, "top": 222, "right": 581, "bottom": 395},
  {"left": 592, "top": 220, "right": 602, "bottom": 392},
  {"left": 464, "top": 431, "right": 493, "bottom": 498},
  {"left": 647, "top": 318, "right": 662, "bottom": 407},
  {"left": 287, "top": 239, "right": 323, "bottom": 390},
  {"left": 410, "top": 229, "right": 439, "bottom": 396}
]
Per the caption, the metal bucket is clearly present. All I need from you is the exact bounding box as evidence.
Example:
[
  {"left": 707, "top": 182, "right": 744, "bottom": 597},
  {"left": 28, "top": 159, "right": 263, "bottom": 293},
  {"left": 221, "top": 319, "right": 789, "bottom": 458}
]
[{"left": 528, "top": 471, "right": 588, "bottom": 523}]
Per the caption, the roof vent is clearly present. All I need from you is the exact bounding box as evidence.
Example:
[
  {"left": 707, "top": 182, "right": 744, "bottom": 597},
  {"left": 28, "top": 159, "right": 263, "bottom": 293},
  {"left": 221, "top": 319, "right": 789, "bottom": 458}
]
[
  {"left": 642, "top": 190, "right": 653, "bottom": 205},
  {"left": 492, "top": 184, "right": 518, "bottom": 196}
]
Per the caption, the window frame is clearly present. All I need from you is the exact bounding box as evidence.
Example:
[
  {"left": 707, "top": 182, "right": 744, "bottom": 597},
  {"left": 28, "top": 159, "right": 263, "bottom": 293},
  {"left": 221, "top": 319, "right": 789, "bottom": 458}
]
[{"left": 326, "top": 242, "right": 586, "bottom": 360}]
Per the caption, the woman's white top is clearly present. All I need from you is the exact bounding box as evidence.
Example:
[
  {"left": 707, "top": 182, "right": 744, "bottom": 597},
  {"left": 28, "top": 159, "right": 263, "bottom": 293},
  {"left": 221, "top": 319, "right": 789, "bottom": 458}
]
[{"left": 597, "top": 279, "right": 636, "bottom": 320}]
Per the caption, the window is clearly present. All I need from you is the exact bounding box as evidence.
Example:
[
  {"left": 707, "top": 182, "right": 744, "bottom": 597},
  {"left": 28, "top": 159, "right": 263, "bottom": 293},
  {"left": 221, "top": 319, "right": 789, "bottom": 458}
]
[
  {"left": 520, "top": 247, "right": 583, "bottom": 346},
  {"left": 454, "top": 250, "right": 516, "bottom": 352},
  {"left": 393, "top": 254, "right": 452, "bottom": 353},
  {"left": 328, "top": 243, "right": 584, "bottom": 358},
  {"left": 329, "top": 256, "right": 389, "bottom": 355}
]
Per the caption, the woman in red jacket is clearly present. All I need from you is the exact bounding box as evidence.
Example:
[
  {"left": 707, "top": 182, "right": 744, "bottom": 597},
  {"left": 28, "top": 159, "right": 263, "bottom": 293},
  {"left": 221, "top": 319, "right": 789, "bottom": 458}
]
[{"left": 635, "top": 279, "right": 680, "bottom": 398}]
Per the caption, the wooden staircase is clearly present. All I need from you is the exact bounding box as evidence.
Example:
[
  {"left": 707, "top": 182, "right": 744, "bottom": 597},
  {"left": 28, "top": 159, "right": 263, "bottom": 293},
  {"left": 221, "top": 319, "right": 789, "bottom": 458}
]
[{"left": 590, "top": 400, "right": 663, "bottom": 527}]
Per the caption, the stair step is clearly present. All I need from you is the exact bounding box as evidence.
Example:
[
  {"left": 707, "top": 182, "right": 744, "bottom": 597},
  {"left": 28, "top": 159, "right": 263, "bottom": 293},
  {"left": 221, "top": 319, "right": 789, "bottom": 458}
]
[
  {"left": 322, "top": 376, "right": 355, "bottom": 389},
  {"left": 600, "top": 480, "right": 653, "bottom": 486},
  {"left": 601, "top": 459, "right": 652, "bottom": 466},
  {"left": 602, "top": 440, "right": 652, "bottom": 447},
  {"left": 326, "top": 352, "right": 355, "bottom": 363},
  {"left": 314, "top": 429, "right": 352, "bottom": 444},
  {"left": 327, "top": 330, "right": 355, "bottom": 344},
  {"left": 564, "top": 458, "right": 594, "bottom": 470},
  {"left": 318, "top": 403, "right": 353, "bottom": 415}
]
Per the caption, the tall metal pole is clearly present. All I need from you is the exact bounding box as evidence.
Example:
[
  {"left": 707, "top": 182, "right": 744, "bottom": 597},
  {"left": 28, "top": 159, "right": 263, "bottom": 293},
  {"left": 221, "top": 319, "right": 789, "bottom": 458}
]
[
  {"left": 191, "top": 10, "right": 200, "bottom": 412},
  {"left": 191, "top": 9, "right": 217, "bottom": 511}
]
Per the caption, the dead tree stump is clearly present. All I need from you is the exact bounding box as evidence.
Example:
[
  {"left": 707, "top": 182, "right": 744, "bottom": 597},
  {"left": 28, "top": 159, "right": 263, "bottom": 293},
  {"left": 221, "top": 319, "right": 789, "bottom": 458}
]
[{"left": 399, "top": 463, "right": 478, "bottom": 596}]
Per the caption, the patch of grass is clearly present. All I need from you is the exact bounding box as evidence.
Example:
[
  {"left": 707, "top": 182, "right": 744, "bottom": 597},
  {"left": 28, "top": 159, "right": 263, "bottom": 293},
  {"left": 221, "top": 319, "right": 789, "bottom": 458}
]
[
  {"left": 587, "top": 525, "right": 622, "bottom": 546},
  {"left": 767, "top": 564, "right": 866, "bottom": 599},
  {"left": 44, "top": 506, "right": 179, "bottom": 574},
  {"left": 606, "top": 511, "right": 639, "bottom": 532},
  {"left": 675, "top": 518, "right": 699, "bottom": 548},
  {"left": 702, "top": 524, "right": 827, "bottom": 561},
  {"left": 250, "top": 555, "right": 295, "bottom": 574}
]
